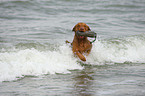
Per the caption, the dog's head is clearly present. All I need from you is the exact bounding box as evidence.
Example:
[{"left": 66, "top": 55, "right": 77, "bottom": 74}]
[
  {"left": 72, "top": 22, "right": 91, "bottom": 32},
  {"left": 72, "top": 22, "right": 91, "bottom": 39}
]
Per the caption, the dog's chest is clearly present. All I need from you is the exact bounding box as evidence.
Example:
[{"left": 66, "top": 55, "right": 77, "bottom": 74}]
[{"left": 78, "top": 42, "right": 90, "bottom": 53}]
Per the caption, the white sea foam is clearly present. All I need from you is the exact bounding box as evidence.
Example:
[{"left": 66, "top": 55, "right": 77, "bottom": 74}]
[
  {"left": 0, "top": 35, "right": 145, "bottom": 82},
  {"left": 0, "top": 44, "right": 83, "bottom": 82},
  {"left": 87, "top": 35, "right": 145, "bottom": 64}
]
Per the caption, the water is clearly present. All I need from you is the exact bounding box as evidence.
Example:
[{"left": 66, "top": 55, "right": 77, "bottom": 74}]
[{"left": 0, "top": 0, "right": 145, "bottom": 95}]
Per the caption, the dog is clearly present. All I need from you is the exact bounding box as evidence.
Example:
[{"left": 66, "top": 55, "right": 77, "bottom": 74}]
[{"left": 66, "top": 22, "right": 92, "bottom": 61}]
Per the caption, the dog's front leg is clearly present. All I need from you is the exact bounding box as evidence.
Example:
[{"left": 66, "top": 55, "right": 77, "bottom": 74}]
[
  {"left": 76, "top": 51, "right": 86, "bottom": 61},
  {"left": 73, "top": 48, "right": 86, "bottom": 61}
]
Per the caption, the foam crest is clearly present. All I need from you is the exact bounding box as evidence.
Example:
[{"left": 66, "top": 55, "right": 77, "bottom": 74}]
[
  {"left": 0, "top": 35, "right": 145, "bottom": 82},
  {"left": 87, "top": 35, "right": 145, "bottom": 64},
  {"left": 0, "top": 44, "right": 82, "bottom": 82}
]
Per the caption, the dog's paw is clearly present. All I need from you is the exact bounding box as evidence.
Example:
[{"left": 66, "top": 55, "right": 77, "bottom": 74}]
[{"left": 65, "top": 40, "right": 70, "bottom": 44}]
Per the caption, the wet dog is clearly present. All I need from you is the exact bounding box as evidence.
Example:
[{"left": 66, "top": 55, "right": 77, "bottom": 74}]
[{"left": 66, "top": 22, "right": 92, "bottom": 61}]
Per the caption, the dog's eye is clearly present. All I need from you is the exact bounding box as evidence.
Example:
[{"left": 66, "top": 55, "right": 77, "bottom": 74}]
[{"left": 77, "top": 25, "right": 80, "bottom": 27}]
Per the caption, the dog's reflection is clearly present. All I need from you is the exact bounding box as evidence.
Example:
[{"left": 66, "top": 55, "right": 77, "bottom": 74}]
[{"left": 73, "top": 70, "right": 94, "bottom": 96}]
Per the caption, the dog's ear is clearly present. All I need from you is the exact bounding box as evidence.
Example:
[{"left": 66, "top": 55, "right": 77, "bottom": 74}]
[
  {"left": 72, "top": 25, "right": 76, "bottom": 32},
  {"left": 87, "top": 26, "right": 91, "bottom": 31}
]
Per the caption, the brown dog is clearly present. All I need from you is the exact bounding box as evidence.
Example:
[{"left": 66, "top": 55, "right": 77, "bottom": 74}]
[{"left": 71, "top": 22, "right": 92, "bottom": 61}]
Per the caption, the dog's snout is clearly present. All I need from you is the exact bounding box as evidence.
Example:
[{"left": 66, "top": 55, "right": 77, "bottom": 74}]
[{"left": 79, "top": 27, "right": 85, "bottom": 31}]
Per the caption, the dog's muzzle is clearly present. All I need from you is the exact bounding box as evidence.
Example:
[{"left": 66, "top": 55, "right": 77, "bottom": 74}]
[{"left": 76, "top": 31, "right": 97, "bottom": 43}]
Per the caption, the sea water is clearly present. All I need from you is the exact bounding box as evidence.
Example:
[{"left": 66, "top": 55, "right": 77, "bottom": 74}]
[{"left": 0, "top": 0, "right": 145, "bottom": 96}]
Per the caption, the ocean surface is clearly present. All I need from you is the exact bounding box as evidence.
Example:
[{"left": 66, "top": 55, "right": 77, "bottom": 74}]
[{"left": 0, "top": 0, "right": 145, "bottom": 96}]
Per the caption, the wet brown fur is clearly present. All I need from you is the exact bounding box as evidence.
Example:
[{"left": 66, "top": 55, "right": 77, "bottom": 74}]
[{"left": 71, "top": 22, "right": 92, "bottom": 61}]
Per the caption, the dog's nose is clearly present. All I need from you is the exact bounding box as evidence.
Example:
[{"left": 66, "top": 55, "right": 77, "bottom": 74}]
[{"left": 79, "top": 27, "right": 85, "bottom": 32}]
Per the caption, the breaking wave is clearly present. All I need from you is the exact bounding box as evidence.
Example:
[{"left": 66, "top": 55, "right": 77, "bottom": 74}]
[{"left": 0, "top": 34, "right": 145, "bottom": 82}]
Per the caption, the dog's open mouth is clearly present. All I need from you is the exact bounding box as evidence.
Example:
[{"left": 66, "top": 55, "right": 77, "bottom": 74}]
[
  {"left": 78, "top": 31, "right": 85, "bottom": 39},
  {"left": 79, "top": 36, "right": 85, "bottom": 39}
]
